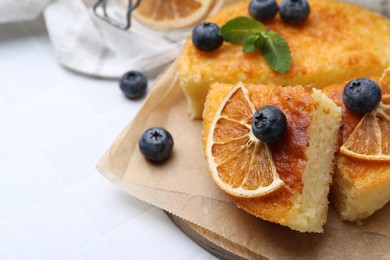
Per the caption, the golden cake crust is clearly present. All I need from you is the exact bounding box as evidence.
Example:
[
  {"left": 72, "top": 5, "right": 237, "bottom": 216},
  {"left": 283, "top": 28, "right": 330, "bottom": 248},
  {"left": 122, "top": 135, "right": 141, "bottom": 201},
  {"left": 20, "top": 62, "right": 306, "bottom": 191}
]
[{"left": 179, "top": 0, "right": 390, "bottom": 118}]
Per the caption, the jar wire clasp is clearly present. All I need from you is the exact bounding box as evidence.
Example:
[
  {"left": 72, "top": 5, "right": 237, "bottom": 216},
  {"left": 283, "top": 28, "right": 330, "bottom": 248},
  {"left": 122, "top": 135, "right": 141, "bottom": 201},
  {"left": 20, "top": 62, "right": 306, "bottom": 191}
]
[{"left": 93, "top": 0, "right": 141, "bottom": 30}]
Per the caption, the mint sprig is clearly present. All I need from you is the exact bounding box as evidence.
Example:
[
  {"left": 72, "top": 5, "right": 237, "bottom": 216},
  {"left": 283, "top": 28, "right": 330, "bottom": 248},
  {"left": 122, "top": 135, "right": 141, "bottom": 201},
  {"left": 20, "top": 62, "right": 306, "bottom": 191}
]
[
  {"left": 219, "top": 17, "right": 291, "bottom": 74},
  {"left": 219, "top": 17, "right": 265, "bottom": 44}
]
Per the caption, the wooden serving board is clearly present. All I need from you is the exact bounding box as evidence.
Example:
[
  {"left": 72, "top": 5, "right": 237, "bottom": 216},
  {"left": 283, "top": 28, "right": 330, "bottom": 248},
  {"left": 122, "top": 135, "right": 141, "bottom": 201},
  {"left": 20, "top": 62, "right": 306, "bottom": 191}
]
[{"left": 166, "top": 213, "right": 264, "bottom": 259}]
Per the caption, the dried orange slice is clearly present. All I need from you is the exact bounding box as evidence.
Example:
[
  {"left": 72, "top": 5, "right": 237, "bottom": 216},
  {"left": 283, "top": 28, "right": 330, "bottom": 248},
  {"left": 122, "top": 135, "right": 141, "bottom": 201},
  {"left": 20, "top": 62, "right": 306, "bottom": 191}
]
[
  {"left": 205, "top": 83, "right": 284, "bottom": 198},
  {"left": 133, "top": 0, "right": 216, "bottom": 29},
  {"left": 340, "top": 93, "right": 390, "bottom": 161}
]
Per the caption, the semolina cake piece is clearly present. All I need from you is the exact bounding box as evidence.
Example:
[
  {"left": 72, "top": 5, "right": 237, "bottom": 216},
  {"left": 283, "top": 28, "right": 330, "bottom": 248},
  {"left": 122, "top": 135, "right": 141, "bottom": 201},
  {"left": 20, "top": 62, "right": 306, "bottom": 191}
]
[
  {"left": 324, "top": 78, "right": 390, "bottom": 221},
  {"left": 202, "top": 83, "right": 342, "bottom": 232},
  {"left": 178, "top": 0, "right": 390, "bottom": 118}
]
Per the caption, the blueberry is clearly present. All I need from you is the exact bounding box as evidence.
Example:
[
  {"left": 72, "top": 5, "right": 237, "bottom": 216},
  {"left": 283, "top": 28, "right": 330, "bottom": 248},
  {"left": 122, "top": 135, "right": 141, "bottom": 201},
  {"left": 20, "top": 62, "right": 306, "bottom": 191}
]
[
  {"left": 251, "top": 106, "right": 287, "bottom": 143},
  {"left": 139, "top": 127, "right": 174, "bottom": 161},
  {"left": 119, "top": 71, "right": 147, "bottom": 100},
  {"left": 248, "top": 0, "right": 279, "bottom": 22},
  {"left": 192, "top": 22, "right": 223, "bottom": 52},
  {"left": 343, "top": 78, "right": 382, "bottom": 114},
  {"left": 280, "top": 0, "right": 310, "bottom": 24}
]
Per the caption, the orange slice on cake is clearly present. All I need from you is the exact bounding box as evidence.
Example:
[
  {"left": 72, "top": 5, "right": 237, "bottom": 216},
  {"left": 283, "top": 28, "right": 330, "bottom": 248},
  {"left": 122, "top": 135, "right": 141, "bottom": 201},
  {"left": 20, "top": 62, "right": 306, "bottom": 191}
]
[
  {"left": 205, "top": 83, "right": 284, "bottom": 198},
  {"left": 340, "top": 70, "right": 390, "bottom": 161}
]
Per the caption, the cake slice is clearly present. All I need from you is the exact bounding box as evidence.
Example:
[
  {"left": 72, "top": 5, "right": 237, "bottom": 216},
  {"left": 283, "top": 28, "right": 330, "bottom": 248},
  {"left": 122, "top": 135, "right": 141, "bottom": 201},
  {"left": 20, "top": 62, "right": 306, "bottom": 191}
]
[
  {"left": 178, "top": 0, "right": 390, "bottom": 118},
  {"left": 202, "top": 82, "right": 341, "bottom": 232},
  {"left": 323, "top": 74, "right": 390, "bottom": 221}
]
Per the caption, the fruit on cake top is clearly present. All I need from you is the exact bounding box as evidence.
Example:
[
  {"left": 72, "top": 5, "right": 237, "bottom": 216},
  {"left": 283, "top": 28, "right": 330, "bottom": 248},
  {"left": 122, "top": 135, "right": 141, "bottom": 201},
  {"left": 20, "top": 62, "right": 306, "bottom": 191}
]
[{"left": 178, "top": 0, "right": 390, "bottom": 118}]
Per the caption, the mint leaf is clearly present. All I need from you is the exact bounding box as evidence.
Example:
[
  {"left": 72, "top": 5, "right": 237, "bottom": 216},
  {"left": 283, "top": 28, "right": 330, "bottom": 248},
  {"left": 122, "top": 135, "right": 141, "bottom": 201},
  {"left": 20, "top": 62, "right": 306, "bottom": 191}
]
[
  {"left": 243, "top": 40, "right": 259, "bottom": 53},
  {"left": 219, "top": 17, "right": 292, "bottom": 74},
  {"left": 219, "top": 17, "right": 265, "bottom": 44},
  {"left": 242, "top": 35, "right": 260, "bottom": 52},
  {"left": 242, "top": 34, "right": 262, "bottom": 52},
  {"left": 260, "top": 32, "right": 291, "bottom": 74}
]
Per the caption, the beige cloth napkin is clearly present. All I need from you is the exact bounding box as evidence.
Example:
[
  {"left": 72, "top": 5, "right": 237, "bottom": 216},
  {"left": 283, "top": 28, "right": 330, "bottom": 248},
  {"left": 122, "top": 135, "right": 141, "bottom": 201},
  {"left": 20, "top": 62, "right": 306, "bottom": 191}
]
[{"left": 0, "top": 0, "right": 388, "bottom": 78}]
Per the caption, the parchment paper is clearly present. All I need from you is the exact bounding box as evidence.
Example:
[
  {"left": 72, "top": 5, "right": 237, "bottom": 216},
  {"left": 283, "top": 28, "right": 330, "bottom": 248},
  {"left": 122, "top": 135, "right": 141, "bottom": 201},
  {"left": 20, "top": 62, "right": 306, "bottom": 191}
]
[{"left": 97, "top": 61, "right": 390, "bottom": 259}]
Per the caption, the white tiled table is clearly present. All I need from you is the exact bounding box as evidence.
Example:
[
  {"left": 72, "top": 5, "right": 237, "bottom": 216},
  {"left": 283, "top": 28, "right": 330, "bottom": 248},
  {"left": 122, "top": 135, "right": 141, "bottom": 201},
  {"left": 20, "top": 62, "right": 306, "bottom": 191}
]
[{"left": 0, "top": 16, "right": 214, "bottom": 260}]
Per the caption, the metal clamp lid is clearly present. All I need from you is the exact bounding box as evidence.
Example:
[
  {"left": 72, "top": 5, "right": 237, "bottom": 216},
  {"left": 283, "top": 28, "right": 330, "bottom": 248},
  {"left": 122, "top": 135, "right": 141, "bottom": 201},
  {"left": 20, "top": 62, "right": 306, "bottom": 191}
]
[{"left": 93, "top": 0, "right": 141, "bottom": 30}]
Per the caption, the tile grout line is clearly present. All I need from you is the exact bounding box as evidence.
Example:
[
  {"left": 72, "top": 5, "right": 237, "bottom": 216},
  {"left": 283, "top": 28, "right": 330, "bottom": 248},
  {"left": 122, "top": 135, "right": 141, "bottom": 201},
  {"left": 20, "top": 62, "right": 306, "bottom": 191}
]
[
  {"left": 67, "top": 172, "right": 161, "bottom": 244},
  {"left": 102, "top": 206, "right": 159, "bottom": 239},
  {"left": 0, "top": 98, "right": 36, "bottom": 159},
  {"left": 0, "top": 188, "right": 66, "bottom": 228},
  {"left": 6, "top": 82, "right": 126, "bottom": 149},
  {"left": 57, "top": 181, "right": 149, "bottom": 260},
  {"left": 9, "top": 90, "right": 100, "bottom": 149},
  {"left": 102, "top": 206, "right": 159, "bottom": 259}
]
